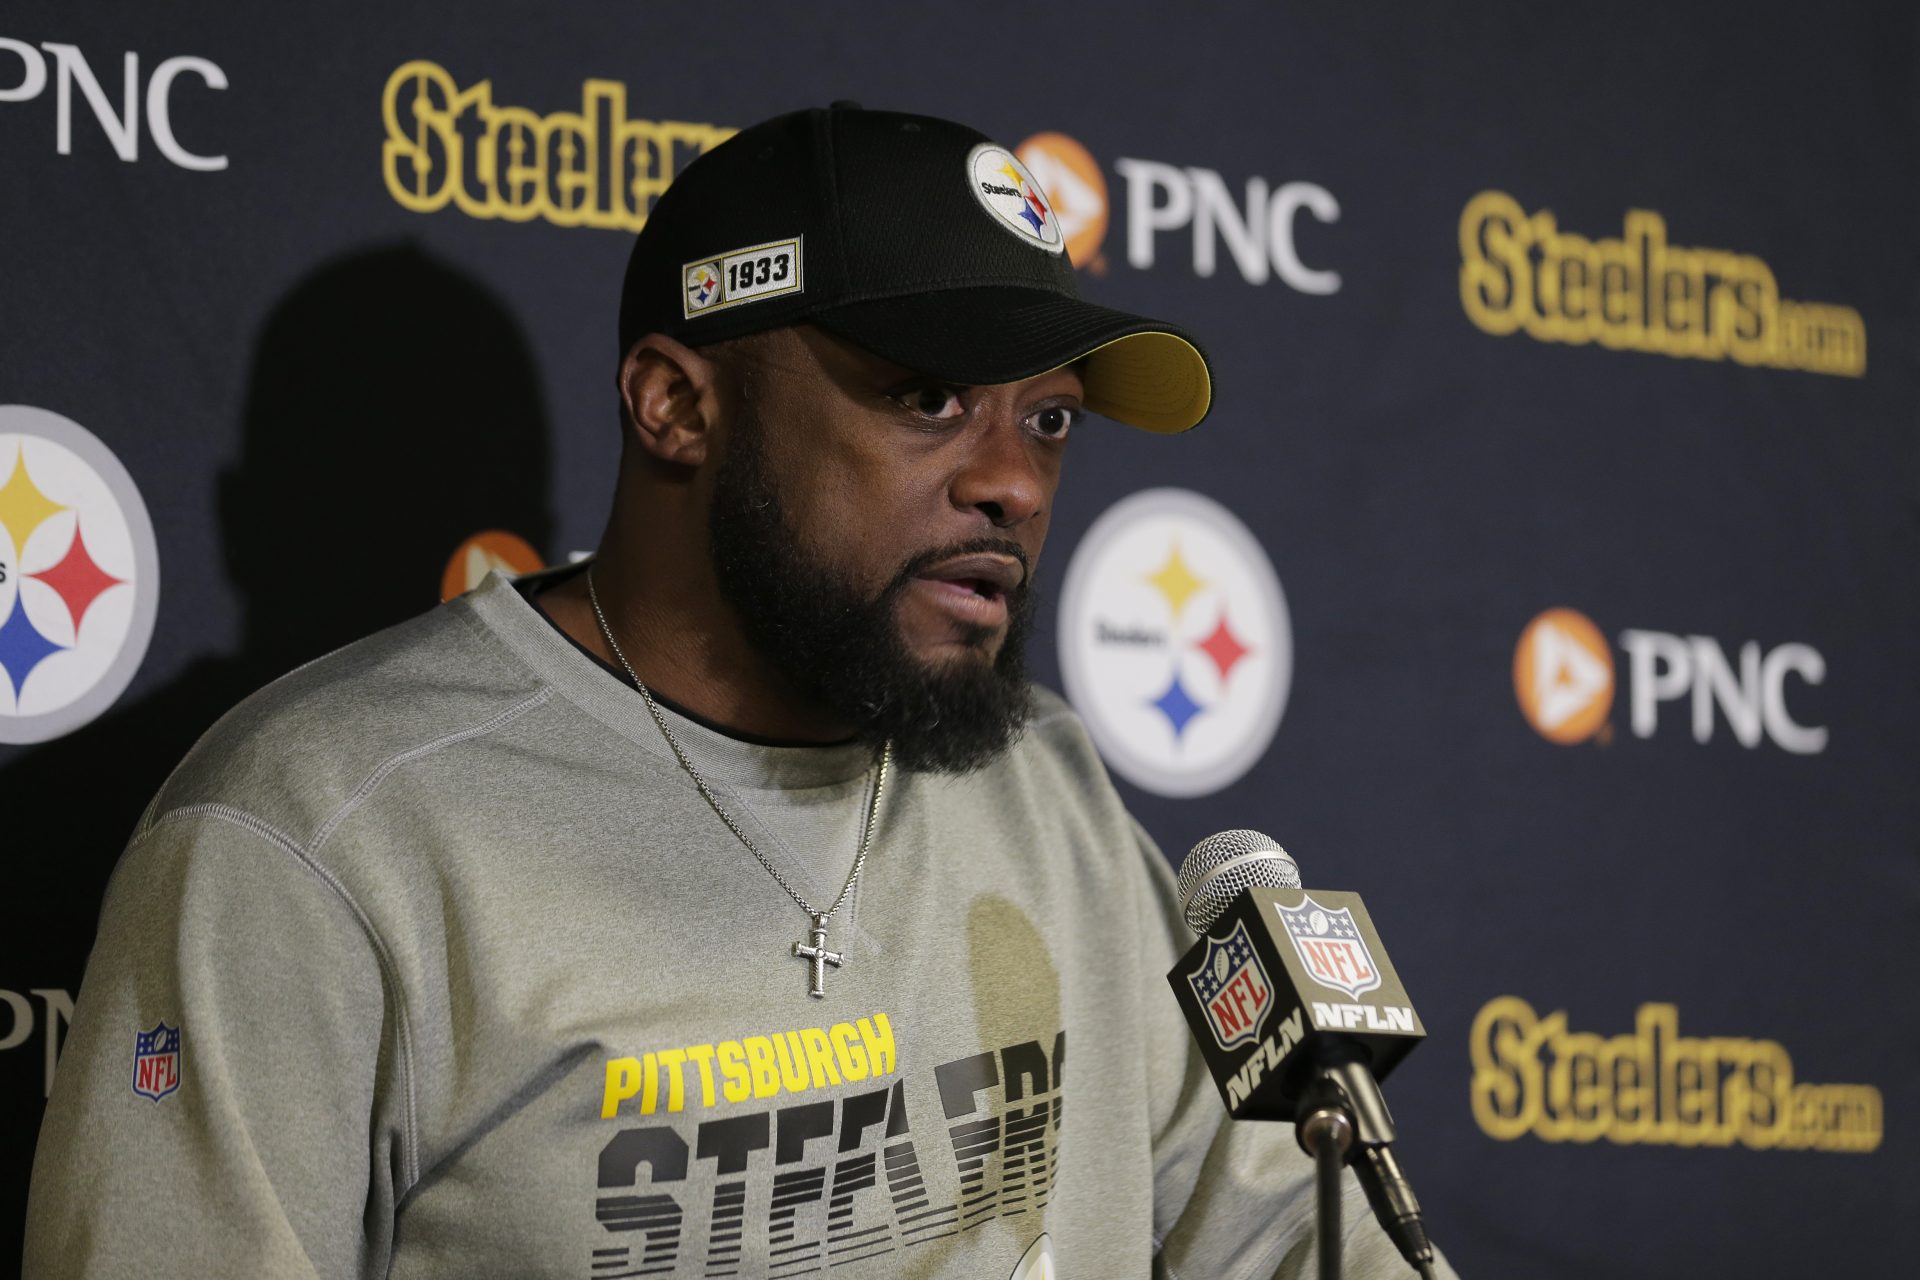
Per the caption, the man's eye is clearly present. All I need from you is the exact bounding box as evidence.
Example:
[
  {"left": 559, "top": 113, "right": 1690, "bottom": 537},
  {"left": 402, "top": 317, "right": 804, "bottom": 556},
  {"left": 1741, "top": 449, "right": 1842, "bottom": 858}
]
[
  {"left": 1028, "top": 405, "right": 1080, "bottom": 440},
  {"left": 898, "top": 384, "right": 967, "bottom": 420}
]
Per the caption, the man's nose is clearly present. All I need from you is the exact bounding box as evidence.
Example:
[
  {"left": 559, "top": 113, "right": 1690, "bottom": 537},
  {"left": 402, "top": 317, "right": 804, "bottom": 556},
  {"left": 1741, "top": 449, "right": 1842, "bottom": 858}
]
[{"left": 950, "top": 412, "right": 1048, "bottom": 528}]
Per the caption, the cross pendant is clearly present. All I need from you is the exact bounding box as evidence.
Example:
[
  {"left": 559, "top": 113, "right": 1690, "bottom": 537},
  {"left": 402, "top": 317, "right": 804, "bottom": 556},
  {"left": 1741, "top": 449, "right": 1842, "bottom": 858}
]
[{"left": 791, "top": 913, "right": 845, "bottom": 999}]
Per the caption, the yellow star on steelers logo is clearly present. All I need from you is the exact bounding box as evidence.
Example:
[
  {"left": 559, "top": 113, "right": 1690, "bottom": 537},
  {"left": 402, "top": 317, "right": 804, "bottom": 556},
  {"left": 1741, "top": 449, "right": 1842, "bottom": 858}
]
[
  {"left": 1144, "top": 540, "right": 1207, "bottom": 621},
  {"left": 0, "top": 445, "right": 68, "bottom": 557},
  {"left": 998, "top": 159, "right": 1028, "bottom": 192}
]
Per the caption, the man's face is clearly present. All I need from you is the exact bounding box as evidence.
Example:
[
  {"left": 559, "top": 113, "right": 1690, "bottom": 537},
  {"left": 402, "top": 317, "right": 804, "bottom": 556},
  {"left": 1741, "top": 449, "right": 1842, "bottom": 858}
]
[{"left": 705, "top": 326, "right": 1083, "bottom": 772}]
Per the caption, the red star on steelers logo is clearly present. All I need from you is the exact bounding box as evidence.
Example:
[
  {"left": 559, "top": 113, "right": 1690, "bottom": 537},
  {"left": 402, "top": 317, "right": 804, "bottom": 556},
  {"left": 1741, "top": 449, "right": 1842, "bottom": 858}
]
[
  {"left": 1196, "top": 611, "right": 1252, "bottom": 683},
  {"left": 29, "top": 517, "right": 125, "bottom": 635}
]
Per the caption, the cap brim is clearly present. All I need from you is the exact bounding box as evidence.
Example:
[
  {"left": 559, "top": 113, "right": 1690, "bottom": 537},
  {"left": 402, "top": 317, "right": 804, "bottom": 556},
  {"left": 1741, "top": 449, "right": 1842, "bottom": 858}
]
[{"left": 809, "top": 287, "right": 1212, "bottom": 433}]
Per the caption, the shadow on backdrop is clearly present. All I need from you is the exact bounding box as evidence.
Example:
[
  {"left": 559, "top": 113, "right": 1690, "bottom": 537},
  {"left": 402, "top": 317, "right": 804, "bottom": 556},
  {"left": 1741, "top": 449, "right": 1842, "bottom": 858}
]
[{"left": 0, "top": 243, "right": 554, "bottom": 1258}]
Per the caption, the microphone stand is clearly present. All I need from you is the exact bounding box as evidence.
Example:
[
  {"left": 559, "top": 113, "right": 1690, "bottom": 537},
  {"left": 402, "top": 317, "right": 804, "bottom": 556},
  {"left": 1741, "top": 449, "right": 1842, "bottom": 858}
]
[
  {"left": 1296, "top": 1079, "right": 1354, "bottom": 1280},
  {"left": 1292, "top": 1048, "right": 1438, "bottom": 1280}
]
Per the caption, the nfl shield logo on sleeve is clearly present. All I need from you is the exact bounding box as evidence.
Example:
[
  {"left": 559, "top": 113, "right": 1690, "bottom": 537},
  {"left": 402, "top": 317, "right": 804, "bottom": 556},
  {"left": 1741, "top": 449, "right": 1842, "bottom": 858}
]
[
  {"left": 132, "top": 1022, "right": 182, "bottom": 1101},
  {"left": 1279, "top": 897, "right": 1382, "bottom": 999},
  {"left": 1185, "top": 920, "right": 1273, "bottom": 1052}
]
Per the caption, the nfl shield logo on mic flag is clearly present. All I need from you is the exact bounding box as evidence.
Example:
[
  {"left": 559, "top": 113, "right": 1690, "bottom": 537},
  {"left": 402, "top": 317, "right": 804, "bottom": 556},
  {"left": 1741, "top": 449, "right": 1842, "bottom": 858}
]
[
  {"left": 132, "top": 1022, "right": 181, "bottom": 1102},
  {"left": 1186, "top": 920, "right": 1273, "bottom": 1052},
  {"left": 1279, "top": 896, "right": 1382, "bottom": 1000}
]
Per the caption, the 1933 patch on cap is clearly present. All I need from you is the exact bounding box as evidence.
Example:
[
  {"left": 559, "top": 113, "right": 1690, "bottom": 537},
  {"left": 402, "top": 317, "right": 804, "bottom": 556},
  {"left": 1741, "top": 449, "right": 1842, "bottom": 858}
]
[
  {"left": 682, "top": 236, "right": 804, "bottom": 318},
  {"left": 967, "top": 144, "right": 1064, "bottom": 253}
]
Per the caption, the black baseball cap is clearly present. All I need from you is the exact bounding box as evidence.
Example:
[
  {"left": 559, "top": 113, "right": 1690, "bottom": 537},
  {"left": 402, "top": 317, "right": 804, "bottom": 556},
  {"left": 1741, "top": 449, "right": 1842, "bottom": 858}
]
[{"left": 617, "top": 103, "right": 1212, "bottom": 432}]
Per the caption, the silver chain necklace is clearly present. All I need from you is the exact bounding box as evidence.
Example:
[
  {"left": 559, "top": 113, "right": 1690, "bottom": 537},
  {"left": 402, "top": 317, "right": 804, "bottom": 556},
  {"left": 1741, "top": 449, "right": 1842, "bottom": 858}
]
[{"left": 587, "top": 567, "right": 890, "bottom": 998}]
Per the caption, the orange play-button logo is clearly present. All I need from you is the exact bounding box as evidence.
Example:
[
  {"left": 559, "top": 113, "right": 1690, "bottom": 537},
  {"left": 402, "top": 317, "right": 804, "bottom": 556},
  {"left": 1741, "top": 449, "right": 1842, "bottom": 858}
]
[
  {"left": 1513, "top": 608, "right": 1613, "bottom": 744},
  {"left": 441, "top": 530, "right": 543, "bottom": 602},
  {"left": 1016, "top": 132, "right": 1109, "bottom": 271}
]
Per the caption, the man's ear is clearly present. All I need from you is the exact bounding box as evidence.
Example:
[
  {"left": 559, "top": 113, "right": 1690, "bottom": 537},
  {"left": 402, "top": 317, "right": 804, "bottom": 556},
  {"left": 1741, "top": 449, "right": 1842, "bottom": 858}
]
[{"left": 617, "top": 333, "right": 720, "bottom": 466}]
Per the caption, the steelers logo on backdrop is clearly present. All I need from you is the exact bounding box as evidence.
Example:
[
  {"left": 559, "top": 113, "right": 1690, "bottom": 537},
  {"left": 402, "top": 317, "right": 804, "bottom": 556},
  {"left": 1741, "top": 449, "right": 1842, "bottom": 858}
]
[
  {"left": 1059, "top": 488, "right": 1291, "bottom": 797},
  {"left": 441, "top": 530, "right": 545, "bottom": 602},
  {"left": 967, "top": 144, "right": 1064, "bottom": 253},
  {"left": 0, "top": 405, "right": 159, "bottom": 744},
  {"left": 1015, "top": 132, "right": 1108, "bottom": 270},
  {"left": 1513, "top": 607, "right": 1613, "bottom": 744}
]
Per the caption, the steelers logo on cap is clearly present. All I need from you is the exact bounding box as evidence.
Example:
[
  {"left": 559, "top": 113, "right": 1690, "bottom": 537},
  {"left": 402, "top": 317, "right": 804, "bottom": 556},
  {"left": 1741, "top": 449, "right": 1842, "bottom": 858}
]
[
  {"left": 966, "top": 144, "right": 1065, "bottom": 253},
  {"left": 685, "top": 263, "right": 722, "bottom": 312}
]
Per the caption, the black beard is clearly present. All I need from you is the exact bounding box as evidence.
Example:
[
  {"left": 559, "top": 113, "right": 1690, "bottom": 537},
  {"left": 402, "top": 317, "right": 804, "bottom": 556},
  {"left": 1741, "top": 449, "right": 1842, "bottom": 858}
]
[{"left": 707, "top": 406, "right": 1035, "bottom": 774}]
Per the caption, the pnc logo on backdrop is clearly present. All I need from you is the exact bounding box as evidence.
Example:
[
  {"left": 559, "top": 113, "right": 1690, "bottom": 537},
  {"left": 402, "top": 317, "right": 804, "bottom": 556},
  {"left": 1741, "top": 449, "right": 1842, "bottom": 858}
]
[
  {"left": 440, "top": 529, "right": 544, "bottom": 602},
  {"left": 0, "top": 987, "right": 74, "bottom": 1099},
  {"left": 0, "top": 36, "right": 227, "bottom": 169},
  {"left": 1016, "top": 130, "right": 1341, "bottom": 292},
  {"left": 1512, "top": 607, "right": 1826, "bottom": 754}
]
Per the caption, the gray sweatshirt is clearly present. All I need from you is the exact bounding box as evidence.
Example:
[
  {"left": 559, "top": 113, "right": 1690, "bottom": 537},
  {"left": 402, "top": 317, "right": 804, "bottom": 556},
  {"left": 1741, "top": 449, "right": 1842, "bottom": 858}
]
[{"left": 25, "top": 571, "right": 1451, "bottom": 1279}]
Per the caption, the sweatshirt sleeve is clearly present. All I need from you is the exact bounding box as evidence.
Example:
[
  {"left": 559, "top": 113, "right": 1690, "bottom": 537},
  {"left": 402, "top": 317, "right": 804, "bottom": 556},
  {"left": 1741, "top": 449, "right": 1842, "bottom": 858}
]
[
  {"left": 24, "top": 808, "right": 402, "bottom": 1280},
  {"left": 1134, "top": 821, "right": 1460, "bottom": 1280}
]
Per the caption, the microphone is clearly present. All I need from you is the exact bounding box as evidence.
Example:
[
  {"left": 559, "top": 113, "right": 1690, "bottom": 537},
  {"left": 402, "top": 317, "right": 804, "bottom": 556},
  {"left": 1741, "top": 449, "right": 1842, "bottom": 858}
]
[
  {"left": 1175, "top": 828, "right": 1302, "bottom": 931},
  {"left": 1168, "top": 830, "right": 1436, "bottom": 1275}
]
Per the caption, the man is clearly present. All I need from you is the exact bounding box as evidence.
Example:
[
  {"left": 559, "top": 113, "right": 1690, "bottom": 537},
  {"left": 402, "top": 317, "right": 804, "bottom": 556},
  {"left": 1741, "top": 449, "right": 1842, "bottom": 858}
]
[{"left": 26, "top": 104, "right": 1450, "bottom": 1277}]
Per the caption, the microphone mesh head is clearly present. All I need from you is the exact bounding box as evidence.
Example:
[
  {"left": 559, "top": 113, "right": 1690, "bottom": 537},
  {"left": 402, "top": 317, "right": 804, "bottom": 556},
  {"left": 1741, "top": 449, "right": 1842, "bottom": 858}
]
[{"left": 1176, "top": 829, "right": 1301, "bottom": 933}]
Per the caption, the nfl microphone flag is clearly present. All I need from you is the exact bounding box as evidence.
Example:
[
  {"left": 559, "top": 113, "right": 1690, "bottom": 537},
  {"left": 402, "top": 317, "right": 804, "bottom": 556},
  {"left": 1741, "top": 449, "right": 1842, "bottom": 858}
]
[{"left": 1170, "top": 886, "right": 1425, "bottom": 1119}]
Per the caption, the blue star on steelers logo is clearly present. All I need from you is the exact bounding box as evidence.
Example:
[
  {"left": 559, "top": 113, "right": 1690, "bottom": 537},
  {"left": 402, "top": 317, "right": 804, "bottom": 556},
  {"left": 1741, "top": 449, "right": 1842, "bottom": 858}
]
[
  {"left": 1149, "top": 671, "right": 1204, "bottom": 740},
  {"left": 0, "top": 593, "right": 68, "bottom": 701}
]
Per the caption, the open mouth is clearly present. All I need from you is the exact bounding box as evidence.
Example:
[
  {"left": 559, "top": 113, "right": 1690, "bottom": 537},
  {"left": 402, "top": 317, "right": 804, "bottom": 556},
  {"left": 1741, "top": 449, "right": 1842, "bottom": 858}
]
[
  {"left": 917, "top": 577, "right": 1008, "bottom": 608},
  {"left": 908, "top": 565, "right": 1019, "bottom": 637},
  {"left": 915, "top": 553, "right": 1025, "bottom": 599},
  {"left": 950, "top": 578, "right": 1003, "bottom": 601},
  {"left": 902, "top": 550, "right": 1025, "bottom": 638}
]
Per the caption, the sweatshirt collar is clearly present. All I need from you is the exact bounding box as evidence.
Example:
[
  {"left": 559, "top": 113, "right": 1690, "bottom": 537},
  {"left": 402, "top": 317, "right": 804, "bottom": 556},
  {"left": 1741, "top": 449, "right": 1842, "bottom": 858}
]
[{"left": 463, "top": 567, "right": 882, "bottom": 792}]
